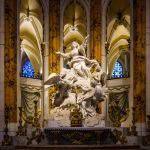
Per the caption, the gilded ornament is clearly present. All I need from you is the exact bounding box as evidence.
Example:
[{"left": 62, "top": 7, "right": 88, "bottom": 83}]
[
  {"left": 108, "top": 91, "right": 129, "bottom": 127},
  {"left": 16, "top": 107, "right": 27, "bottom": 136},
  {"left": 2, "top": 105, "right": 12, "bottom": 146},
  {"left": 130, "top": 107, "right": 137, "bottom": 136},
  {"left": 112, "top": 129, "right": 127, "bottom": 144},
  {"left": 145, "top": 115, "right": 150, "bottom": 145}
]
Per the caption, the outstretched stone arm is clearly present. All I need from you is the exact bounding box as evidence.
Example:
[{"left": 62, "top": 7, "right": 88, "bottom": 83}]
[{"left": 56, "top": 51, "right": 71, "bottom": 59}]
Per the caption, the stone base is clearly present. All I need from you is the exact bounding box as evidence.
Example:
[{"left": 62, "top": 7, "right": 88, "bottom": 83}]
[
  {"left": 126, "top": 136, "right": 145, "bottom": 145},
  {"left": 45, "top": 114, "right": 106, "bottom": 128},
  {"left": 13, "top": 136, "right": 27, "bottom": 146},
  {"left": 0, "top": 130, "right": 4, "bottom": 145},
  {"left": 0, "top": 145, "right": 145, "bottom": 150}
]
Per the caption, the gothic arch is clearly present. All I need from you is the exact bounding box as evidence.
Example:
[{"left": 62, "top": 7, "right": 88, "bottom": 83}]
[
  {"left": 59, "top": 0, "right": 90, "bottom": 69},
  {"left": 102, "top": 0, "right": 132, "bottom": 127},
  {"left": 18, "top": 0, "right": 49, "bottom": 122},
  {"left": 101, "top": 0, "right": 131, "bottom": 73}
]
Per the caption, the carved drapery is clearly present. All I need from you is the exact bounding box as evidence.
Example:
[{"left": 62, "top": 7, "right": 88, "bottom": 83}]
[
  {"left": 21, "top": 89, "right": 40, "bottom": 117},
  {"left": 4, "top": 0, "right": 17, "bottom": 122},
  {"left": 49, "top": 0, "right": 60, "bottom": 112},
  {"left": 133, "top": 0, "right": 146, "bottom": 123},
  {"left": 90, "top": 0, "right": 101, "bottom": 63}
]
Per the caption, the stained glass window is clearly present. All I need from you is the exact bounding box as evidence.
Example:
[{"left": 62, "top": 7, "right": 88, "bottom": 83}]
[
  {"left": 22, "top": 59, "right": 34, "bottom": 78},
  {"left": 112, "top": 61, "right": 123, "bottom": 78}
]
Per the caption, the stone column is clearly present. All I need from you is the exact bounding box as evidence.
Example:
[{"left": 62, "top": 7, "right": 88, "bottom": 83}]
[
  {"left": 90, "top": 0, "right": 101, "bottom": 63},
  {"left": 0, "top": 0, "right": 5, "bottom": 143},
  {"left": 49, "top": 0, "right": 60, "bottom": 113},
  {"left": 17, "top": 0, "right": 21, "bottom": 126},
  {"left": 42, "top": 0, "right": 49, "bottom": 124},
  {"left": 4, "top": 0, "right": 17, "bottom": 123},
  {"left": 146, "top": 0, "right": 150, "bottom": 115},
  {"left": 49, "top": 0, "right": 60, "bottom": 74},
  {"left": 133, "top": 0, "right": 146, "bottom": 124}
]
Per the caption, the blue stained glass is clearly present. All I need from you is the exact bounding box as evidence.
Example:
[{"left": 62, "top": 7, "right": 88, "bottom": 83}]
[
  {"left": 22, "top": 60, "right": 34, "bottom": 78},
  {"left": 112, "top": 61, "right": 123, "bottom": 78}
]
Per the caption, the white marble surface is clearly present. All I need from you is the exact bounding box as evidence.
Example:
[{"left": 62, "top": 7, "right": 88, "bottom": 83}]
[{"left": 45, "top": 39, "right": 107, "bottom": 127}]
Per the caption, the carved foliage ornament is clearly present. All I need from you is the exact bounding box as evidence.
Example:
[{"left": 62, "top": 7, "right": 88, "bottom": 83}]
[{"left": 108, "top": 90, "right": 129, "bottom": 127}]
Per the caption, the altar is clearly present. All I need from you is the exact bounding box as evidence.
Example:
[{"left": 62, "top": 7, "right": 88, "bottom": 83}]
[
  {"left": 45, "top": 36, "right": 107, "bottom": 128},
  {"left": 44, "top": 127, "right": 115, "bottom": 145}
]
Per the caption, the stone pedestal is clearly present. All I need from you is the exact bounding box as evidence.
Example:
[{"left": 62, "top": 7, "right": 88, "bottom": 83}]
[
  {"left": 46, "top": 115, "right": 106, "bottom": 128},
  {"left": 13, "top": 136, "right": 27, "bottom": 146},
  {"left": 126, "top": 136, "right": 144, "bottom": 145}
]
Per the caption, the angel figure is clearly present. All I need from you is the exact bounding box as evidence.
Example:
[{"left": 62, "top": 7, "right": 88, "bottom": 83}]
[{"left": 56, "top": 35, "right": 96, "bottom": 78}]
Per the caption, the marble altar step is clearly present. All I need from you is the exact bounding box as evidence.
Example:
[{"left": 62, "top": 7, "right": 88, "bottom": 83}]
[{"left": 6, "top": 145, "right": 145, "bottom": 150}]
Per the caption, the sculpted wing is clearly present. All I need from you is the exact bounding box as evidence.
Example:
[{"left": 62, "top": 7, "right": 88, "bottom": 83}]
[{"left": 44, "top": 73, "right": 60, "bottom": 85}]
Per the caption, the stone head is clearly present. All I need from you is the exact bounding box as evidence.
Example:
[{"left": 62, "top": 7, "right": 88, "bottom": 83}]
[{"left": 72, "top": 41, "right": 79, "bottom": 49}]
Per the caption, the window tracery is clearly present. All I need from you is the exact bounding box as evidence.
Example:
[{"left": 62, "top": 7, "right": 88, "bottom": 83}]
[
  {"left": 112, "top": 61, "right": 123, "bottom": 79},
  {"left": 22, "top": 59, "right": 34, "bottom": 78}
]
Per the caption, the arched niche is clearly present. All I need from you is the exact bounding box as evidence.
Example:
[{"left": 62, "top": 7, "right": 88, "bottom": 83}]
[
  {"left": 19, "top": 0, "right": 45, "bottom": 118},
  {"left": 63, "top": 0, "right": 87, "bottom": 51},
  {"left": 102, "top": 0, "right": 132, "bottom": 128},
  {"left": 20, "top": 0, "right": 44, "bottom": 76},
  {"left": 60, "top": 0, "right": 90, "bottom": 69},
  {"left": 106, "top": 0, "right": 131, "bottom": 78}
]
